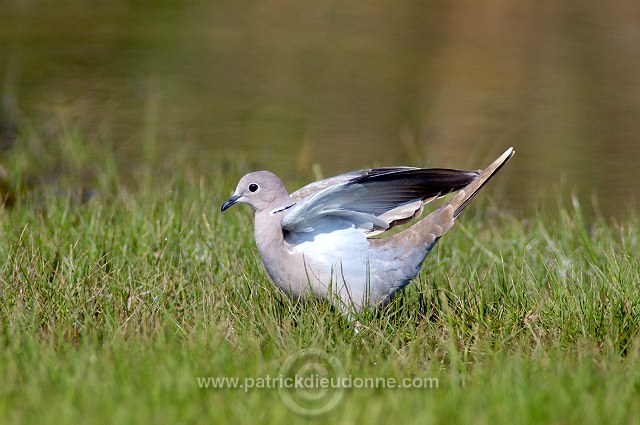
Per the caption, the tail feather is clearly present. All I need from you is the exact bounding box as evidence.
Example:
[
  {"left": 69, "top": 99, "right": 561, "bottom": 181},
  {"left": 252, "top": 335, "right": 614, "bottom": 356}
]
[{"left": 450, "top": 147, "right": 514, "bottom": 218}]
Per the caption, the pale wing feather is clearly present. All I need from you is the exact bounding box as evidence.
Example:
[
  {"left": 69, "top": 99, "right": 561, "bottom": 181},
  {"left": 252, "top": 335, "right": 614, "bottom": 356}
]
[{"left": 283, "top": 184, "right": 388, "bottom": 233}]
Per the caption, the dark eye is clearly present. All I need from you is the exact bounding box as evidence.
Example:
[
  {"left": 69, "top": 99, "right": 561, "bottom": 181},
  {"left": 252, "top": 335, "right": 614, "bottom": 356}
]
[{"left": 248, "top": 183, "right": 259, "bottom": 192}]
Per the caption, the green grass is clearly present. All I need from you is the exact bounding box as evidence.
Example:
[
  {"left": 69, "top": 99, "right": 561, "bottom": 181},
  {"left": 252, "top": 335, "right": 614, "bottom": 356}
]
[{"left": 1, "top": 121, "right": 640, "bottom": 424}]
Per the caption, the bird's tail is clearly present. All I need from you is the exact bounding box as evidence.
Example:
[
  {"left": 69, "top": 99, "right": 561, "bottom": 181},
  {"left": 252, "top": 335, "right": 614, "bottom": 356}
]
[{"left": 449, "top": 147, "right": 514, "bottom": 218}]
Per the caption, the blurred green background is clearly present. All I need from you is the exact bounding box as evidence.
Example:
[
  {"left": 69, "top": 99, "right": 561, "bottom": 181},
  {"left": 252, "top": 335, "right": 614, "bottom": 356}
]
[{"left": 1, "top": 0, "right": 639, "bottom": 216}]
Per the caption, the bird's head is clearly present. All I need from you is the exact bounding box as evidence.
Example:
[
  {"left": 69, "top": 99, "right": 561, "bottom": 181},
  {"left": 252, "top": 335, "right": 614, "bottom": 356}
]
[{"left": 221, "top": 171, "right": 290, "bottom": 213}]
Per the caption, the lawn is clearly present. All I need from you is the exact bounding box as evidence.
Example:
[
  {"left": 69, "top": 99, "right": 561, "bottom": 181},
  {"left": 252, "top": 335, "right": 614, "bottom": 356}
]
[{"left": 1, "top": 122, "right": 639, "bottom": 424}]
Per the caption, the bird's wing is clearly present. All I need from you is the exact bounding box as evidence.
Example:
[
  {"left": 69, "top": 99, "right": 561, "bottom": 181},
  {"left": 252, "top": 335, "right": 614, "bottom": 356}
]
[
  {"left": 282, "top": 167, "right": 479, "bottom": 235},
  {"left": 289, "top": 167, "right": 419, "bottom": 201}
]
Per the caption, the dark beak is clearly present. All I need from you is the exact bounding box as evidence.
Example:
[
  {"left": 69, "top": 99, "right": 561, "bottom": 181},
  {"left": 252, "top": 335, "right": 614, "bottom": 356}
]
[{"left": 221, "top": 195, "right": 241, "bottom": 212}]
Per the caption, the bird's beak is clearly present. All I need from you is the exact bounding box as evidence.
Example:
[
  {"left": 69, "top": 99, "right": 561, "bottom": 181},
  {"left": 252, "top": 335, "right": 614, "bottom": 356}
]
[{"left": 220, "top": 195, "right": 241, "bottom": 212}]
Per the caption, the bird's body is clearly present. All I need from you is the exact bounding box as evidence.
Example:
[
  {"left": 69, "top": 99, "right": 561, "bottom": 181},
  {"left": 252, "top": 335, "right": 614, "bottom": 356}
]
[{"left": 221, "top": 148, "right": 514, "bottom": 314}]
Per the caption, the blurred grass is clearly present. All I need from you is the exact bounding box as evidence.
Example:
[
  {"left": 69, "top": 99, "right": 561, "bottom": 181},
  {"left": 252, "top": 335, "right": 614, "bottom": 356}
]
[{"left": 1, "top": 118, "right": 639, "bottom": 425}]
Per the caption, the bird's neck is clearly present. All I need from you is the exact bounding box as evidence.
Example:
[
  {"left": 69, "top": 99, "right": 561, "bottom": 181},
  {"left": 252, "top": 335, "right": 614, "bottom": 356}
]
[{"left": 254, "top": 208, "right": 286, "bottom": 254}]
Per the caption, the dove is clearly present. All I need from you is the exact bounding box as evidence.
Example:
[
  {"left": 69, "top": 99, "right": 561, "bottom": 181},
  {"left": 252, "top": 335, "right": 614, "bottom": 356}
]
[{"left": 221, "top": 148, "right": 514, "bottom": 314}]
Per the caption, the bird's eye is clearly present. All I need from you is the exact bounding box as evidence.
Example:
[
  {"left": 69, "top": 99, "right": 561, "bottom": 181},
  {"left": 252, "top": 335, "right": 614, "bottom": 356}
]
[{"left": 248, "top": 183, "right": 259, "bottom": 192}]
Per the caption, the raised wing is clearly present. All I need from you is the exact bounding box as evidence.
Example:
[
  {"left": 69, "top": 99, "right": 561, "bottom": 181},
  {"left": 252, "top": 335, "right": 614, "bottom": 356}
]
[
  {"left": 289, "top": 167, "right": 420, "bottom": 201},
  {"left": 282, "top": 167, "right": 479, "bottom": 235}
]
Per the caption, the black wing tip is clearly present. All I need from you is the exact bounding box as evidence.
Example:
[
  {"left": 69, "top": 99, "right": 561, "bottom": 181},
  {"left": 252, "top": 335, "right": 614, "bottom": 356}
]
[{"left": 351, "top": 167, "right": 480, "bottom": 184}]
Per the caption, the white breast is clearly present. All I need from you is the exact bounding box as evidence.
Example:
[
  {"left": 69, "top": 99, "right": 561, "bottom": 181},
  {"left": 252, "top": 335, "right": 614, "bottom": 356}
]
[{"left": 285, "top": 220, "right": 371, "bottom": 295}]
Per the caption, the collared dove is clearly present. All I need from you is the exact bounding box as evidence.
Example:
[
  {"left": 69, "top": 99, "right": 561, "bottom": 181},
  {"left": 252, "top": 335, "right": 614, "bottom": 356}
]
[{"left": 221, "top": 148, "right": 514, "bottom": 314}]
